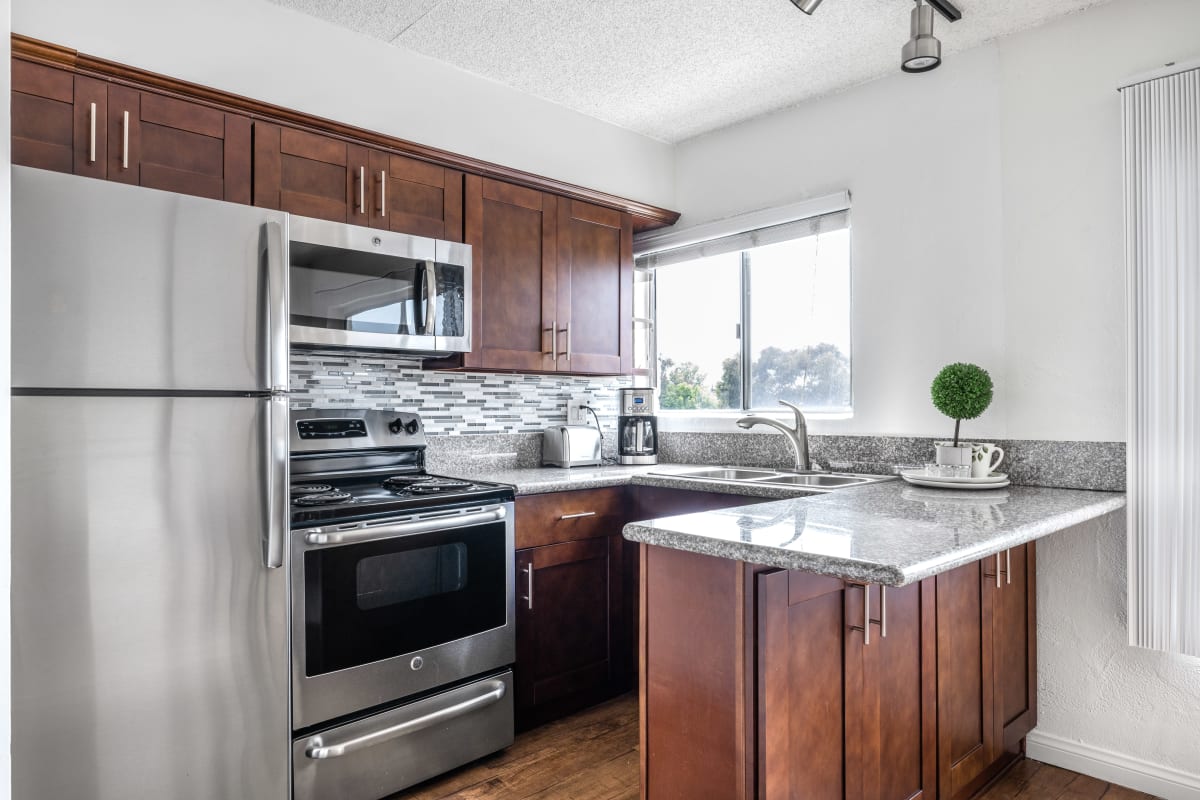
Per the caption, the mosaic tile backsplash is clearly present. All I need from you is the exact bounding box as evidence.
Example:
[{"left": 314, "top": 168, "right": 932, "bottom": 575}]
[{"left": 290, "top": 350, "right": 632, "bottom": 436}]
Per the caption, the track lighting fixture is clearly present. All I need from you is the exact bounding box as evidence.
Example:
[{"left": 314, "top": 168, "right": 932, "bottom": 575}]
[
  {"left": 789, "top": 0, "right": 823, "bottom": 14},
  {"left": 901, "top": 0, "right": 941, "bottom": 73}
]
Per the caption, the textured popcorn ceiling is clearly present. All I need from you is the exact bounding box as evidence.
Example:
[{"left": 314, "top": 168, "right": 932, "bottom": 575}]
[{"left": 270, "top": 0, "right": 1113, "bottom": 142}]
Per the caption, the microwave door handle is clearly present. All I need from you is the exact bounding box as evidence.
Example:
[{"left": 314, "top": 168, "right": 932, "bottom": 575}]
[
  {"left": 262, "top": 221, "right": 288, "bottom": 393},
  {"left": 424, "top": 260, "right": 437, "bottom": 336}
]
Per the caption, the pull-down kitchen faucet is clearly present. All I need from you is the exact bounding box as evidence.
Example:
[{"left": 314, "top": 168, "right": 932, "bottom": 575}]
[{"left": 736, "top": 400, "right": 815, "bottom": 472}]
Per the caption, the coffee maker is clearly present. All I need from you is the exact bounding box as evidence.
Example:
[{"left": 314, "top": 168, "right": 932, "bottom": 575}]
[{"left": 618, "top": 388, "right": 658, "bottom": 465}]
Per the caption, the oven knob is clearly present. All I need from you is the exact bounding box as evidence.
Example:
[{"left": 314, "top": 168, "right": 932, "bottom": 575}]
[
  {"left": 404, "top": 419, "right": 419, "bottom": 435},
  {"left": 410, "top": 656, "right": 424, "bottom": 671},
  {"left": 388, "top": 418, "right": 403, "bottom": 434}
]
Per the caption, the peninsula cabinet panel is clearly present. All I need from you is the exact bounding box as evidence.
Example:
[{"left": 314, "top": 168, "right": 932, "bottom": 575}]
[
  {"left": 254, "top": 122, "right": 370, "bottom": 224},
  {"left": 107, "top": 86, "right": 251, "bottom": 203},
  {"left": 462, "top": 175, "right": 558, "bottom": 372},
  {"left": 12, "top": 59, "right": 106, "bottom": 179},
  {"left": 756, "top": 573, "right": 936, "bottom": 800},
  {"left": 993, "top": 543, "right": 1037, "bottom": 751},
  {"left": 368, "top": 150, "right": 464, "bottom": 241},
  {"left": 556, "top": 199, "right": 633, "bottom": 374},
  {"left": 515, "top": 535, "right": 625, "bottom": 730}
]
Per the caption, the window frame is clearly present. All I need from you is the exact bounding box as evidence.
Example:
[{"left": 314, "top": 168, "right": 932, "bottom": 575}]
[{"left": 634, "top": 195, "right": 853, "bottom": 418}]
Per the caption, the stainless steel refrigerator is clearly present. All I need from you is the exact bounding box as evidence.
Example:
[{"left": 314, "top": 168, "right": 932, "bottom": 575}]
[{"left": 11, "top": 166, "right": 291, "bottom": 799}]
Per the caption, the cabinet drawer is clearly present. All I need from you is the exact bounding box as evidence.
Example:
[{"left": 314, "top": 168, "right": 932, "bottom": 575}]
[{"left": 515, "top": 487, "right": 628, "bottom": 549}]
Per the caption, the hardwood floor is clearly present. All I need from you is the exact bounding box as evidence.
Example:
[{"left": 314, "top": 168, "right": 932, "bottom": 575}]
[
  {"left": 398, "top": 692, "right": 1157, "bottom": 800},
  {"left": 977, "top": 758, "right": 1161, "bottom": 800}
]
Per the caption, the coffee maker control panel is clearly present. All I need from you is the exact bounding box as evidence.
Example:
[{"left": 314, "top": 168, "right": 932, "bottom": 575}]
[{"left": 620, "top": 388, "right": 655, "bottom": 416}]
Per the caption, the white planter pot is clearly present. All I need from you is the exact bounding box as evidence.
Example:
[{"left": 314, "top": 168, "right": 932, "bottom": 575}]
[{"left": 935, "top": 442, "right": 973, "bottom": 467}]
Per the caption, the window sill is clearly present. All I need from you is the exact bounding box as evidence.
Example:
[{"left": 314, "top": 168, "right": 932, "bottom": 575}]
[{"left": 656, "top": 409, "right": 854, "bottom": 433}]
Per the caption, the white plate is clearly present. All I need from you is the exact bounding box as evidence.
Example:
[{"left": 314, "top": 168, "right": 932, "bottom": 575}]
[
  {"left": 901, "top": 474, "right": 1011, "bottom": 490},
  {"left": 899, "top": 469, "right": 1008, "bottom": 485}
]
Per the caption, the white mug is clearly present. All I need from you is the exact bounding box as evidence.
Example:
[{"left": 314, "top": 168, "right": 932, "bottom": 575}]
[{"left": 970, "top": 442, "right": 1004, "bottom": 478}]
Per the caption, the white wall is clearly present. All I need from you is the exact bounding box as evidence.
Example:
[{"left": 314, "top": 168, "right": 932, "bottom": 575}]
[
  {"left": 11, "top": 0, "right": 675, "bottom": 210},
  {"left": 673, "top": 0, "right": 1200, "bottom": 443},
  {"left": 673, "top": 0, "right": 1200, "bottom": 791}
]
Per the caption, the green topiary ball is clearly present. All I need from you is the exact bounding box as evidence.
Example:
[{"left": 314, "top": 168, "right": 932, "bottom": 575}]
[{"left": 930, "top": 363, "right": 993, "bottom": 422}]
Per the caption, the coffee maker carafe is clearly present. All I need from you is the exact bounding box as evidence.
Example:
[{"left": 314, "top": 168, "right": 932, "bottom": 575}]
[{"left": 618, "top": 388, "right": 658, "bottom": 465}]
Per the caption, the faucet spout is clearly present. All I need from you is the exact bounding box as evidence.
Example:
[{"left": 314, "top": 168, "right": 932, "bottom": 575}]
[{"left": 736, "top": 401, "right": 813, "bottom": 471}]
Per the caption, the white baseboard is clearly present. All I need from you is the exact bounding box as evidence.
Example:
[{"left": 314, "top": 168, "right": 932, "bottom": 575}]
[{"left": 1026, "top": 730, "right": 1200, "bottom": 800}]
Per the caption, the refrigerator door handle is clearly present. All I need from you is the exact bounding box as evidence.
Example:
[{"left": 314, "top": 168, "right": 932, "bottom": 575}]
[
  {"left": 262, "top": 220, "right": 289, "bottom": 393},
  {"left": 264, "top": 396, "right": 288, "bottom": 569}
]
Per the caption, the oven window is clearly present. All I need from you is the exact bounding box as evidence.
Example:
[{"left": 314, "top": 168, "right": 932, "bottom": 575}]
[
  {"left": 304, "top": 520, "right": 506, "bottom": 676},
  {"left": 356, "top": 543, "right": 468, "bottom": 610},
  {"left": 290, "top": 241, "right": 428, "bottom": 335}
]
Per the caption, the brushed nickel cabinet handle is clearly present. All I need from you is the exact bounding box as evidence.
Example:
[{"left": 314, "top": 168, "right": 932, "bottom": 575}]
[
  {"left": 996, "top": 552, "right": 1002, "bottom": 588},
  {"left": 559, "top": 511, "right": 596, "bottom": 520},
  {"left": 358, "top": 167, "right": 366, "bottom": 215},
  {"left": 1006, "top": 549, "right": 1012, "bottom": 586},
  {"left": 121, "top": 110, "right": 129, "bottom": 170},
  {"left": 879, "top": 585, "right": 887, "bottom": 638},
  {"left": 558, "top": 324, "right": 571, "bottom": 360},
  {"left": 523, "top": 564, "right": 534, "bottom": 610},
  {"left": 88, "top": 102, "right": 96, "bottom": 163},
  {"left": 543, "top": 318, "right": 558, "bottom": 363},
  {"left": 850, "top": 583, "right": 871, "bottom": 646},
  {"left": 380, "top": 170, "right": 387, "bottom": 218}
]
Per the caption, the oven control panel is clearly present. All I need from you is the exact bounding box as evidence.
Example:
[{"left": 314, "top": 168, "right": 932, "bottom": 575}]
[
  {"left": 290, "top": 409, "right": 427, "bottom": 454},
  {"left": 296, "top": 418, "right": 368, "bottom": 440}
]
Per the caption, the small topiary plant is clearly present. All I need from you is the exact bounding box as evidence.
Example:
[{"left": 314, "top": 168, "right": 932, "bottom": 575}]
[{"left": 930, "top": 362, "right": 994, "bottom": 446}]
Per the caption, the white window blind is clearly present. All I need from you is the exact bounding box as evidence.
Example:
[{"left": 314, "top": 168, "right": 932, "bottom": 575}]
[
  {"left": 638, "top": 210, "right": 850, "bottom": 270},
  {"left": 1122, "top": 64, "right": 1200, "bottom": 658}
]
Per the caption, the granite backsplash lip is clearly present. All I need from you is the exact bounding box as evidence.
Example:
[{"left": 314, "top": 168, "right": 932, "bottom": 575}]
[{"left": 622, "top": 480, "right": 1127, "bottom": 586}]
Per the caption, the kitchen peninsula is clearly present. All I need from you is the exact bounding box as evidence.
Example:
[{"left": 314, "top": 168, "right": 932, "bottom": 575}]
[{"left": 622, "top": 479, "right": 1125, "bottom": 800}]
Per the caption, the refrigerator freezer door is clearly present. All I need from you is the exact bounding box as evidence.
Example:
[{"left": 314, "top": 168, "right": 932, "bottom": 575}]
[
  {"left": 12, "top": 166, "right": 289, "bottom": 392},
  {"left": 12, "top": 395, "right": 290, "bottom": 800}
]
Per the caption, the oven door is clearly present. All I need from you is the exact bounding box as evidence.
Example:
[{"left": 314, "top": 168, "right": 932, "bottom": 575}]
[{"left": 291, "top": 501, "right": 515, "bottom": 730}]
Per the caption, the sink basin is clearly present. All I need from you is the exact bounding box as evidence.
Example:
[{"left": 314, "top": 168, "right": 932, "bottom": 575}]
[
  {"left": 673, "top": 467, "right": 780, "bottom": 481},
  {"left": 759, "top": 474, "right": 873, "bottom": 487}
]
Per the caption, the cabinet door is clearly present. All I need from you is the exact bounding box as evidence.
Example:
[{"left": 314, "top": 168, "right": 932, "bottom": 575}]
[
  {"left": 757, "top": 569, "right": 846, "bottom": 800},
  {"left": 107, "top": 87, "right": 250, "bottom": 203},
  {"left": 849, "top": 582, "right": 937, "bottom": 800},
  {"left": 253, "top": 122, "right": 370, "bottom": 223},
  {"left": 368, "top": 150, "right": 463, "bottom": 241},
  {"left": 556, "top": 199, "right": 633, "bottom": 374},
  {"left": 12, "top": 59, "right": 106, "bottom": 179},
  {"left": 993, "top": 544, "right": 1037, "bottom": 751},
  {"left": 936, "top": 559, "right": 996, "bottom": 800},
  {"left": 464, "top": 175, "right": 558, "bottom": 372},
  {"left": 515, "top": 535, "right": 622, "bottom": 728}
]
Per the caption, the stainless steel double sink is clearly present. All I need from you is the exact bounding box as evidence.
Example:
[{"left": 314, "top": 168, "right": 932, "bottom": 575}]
[{"left": 652, "top": 466, "right": 894, "bottom": 490}]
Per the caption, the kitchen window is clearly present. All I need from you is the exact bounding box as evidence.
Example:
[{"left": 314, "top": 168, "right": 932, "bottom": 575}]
[{"left": 635, "top": 206, "right": 851, "bottom": 414}]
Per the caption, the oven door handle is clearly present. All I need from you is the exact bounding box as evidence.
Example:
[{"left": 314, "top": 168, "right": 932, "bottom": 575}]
[
  {"left": 303, "top": 505, "right": 507, "bottom": 546},
  {"left": 304, "top": 678, "right": 507, "bottom": 760}
]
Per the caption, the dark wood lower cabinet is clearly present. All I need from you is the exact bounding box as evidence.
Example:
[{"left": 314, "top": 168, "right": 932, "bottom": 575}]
[
  {"left": 515, "top": 535, "right": 625, "bottom": 729},
  {"left": 641, "top": 542, "right": 1037, "bottom": 800}
]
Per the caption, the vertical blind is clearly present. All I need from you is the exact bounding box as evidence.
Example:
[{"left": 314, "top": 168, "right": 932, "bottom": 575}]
[{"left": 1122, "top": 65, "right": 1200, "bottom": 657}]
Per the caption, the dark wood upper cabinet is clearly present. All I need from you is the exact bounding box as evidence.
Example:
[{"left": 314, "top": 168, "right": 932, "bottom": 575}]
[
  {"left": 253, "top": 122, "right": 369, "bottom": 224},
  {"left": 555, "top": 199, "right": 634, "bottom": 375},
  {"left": 368, "top": 150, "right": 463, "bottom": 241},
  {"left": 107, "top": 86, "right": 250, "bottom": 203},
  {"left": 12, "top": 59, "right": 106, "bottom": 180},
  {"left": 459, "top": 174, "right": 558, "bottom": 372}
]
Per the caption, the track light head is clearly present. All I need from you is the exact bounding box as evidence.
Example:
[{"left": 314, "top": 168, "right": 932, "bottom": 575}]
[
  {"left": 789, "top": 0, "right": 824, "bottom": 14},
  {"left": 901, "top": 0, "right": 941, "bottom": 73}
]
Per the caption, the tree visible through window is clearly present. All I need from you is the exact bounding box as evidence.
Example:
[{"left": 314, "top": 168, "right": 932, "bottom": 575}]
[{"left": 639, "top": 210, "right": 851, "bottom": 413}]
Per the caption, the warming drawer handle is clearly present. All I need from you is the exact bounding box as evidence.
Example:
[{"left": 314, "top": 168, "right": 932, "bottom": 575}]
[
  {"left": 303, "top": 505, "right": 507, "bottom": 546},
  {"left": 304, "top": 679, "right": 507, "bottom": 760}
]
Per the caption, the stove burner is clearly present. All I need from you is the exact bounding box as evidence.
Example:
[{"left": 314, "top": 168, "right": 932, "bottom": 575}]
[
  {"left": 383, "top": 475, "right": 473, "bottom": 495},
  {"left": 293, "top": 490, "right": 353, "bottom": 507},
  {"left": 292, "top": 483, "right": 334, "bottom": 497}
]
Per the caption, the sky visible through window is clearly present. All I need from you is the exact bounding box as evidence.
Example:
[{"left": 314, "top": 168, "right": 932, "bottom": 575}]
[{"left": 654, "top": 227, "right": 851, "bottom": 411}]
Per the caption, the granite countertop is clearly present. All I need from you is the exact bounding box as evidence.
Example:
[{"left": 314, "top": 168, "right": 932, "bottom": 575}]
[
  {"left": 622, "top": 480, "right": 1126, "bottom": 586},
  {"left": 453, "top": 463, "right": 843, "bottom": 500}
]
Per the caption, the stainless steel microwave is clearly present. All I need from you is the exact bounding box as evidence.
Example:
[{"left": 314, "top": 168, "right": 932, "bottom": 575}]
[{"left": 288, "top": 216, "right": 472, "bottom": 355}]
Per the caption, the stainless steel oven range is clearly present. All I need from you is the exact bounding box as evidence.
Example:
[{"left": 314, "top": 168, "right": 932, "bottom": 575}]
[{"left": 289, "top": 409, "right": 515, "bottom": 800}]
